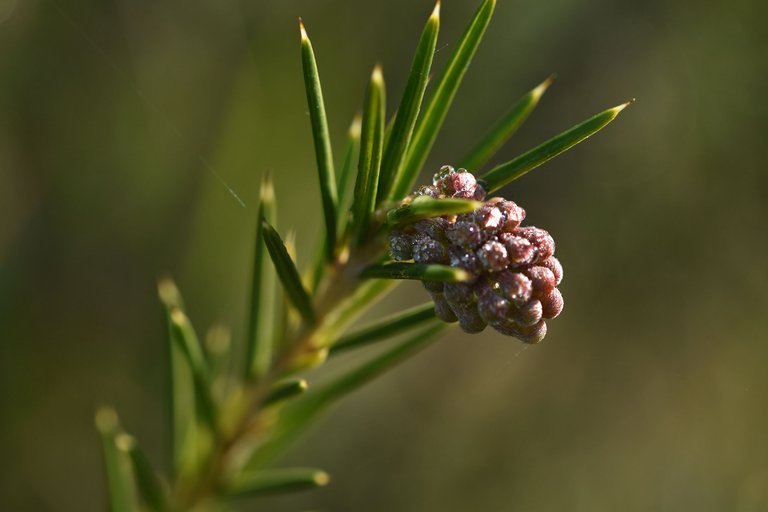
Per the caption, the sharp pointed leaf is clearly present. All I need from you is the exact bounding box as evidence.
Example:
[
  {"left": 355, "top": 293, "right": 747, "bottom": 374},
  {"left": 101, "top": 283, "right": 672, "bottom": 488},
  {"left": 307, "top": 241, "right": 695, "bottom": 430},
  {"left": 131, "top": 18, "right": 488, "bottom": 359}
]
[
  {"left": 481, "top": 101, "right": 633, "bottom": 193},
  {"left": 395, "top": 0, "right": 496, "bottom": 198},
  {"left": 157, "top": 279, "right": 198, "bottom": 477},
  {"left": 245, "top": 174, "right": 277, "bottom": 380},
  {"left": 168, "top": 308, "right": 218, "bottom": 431},
  {"left": 95, "top": 408, "right": 140, "bottom": 512},
  {"left": 387, "top": 196, "right": 483, "bottom": 226},
  {"left": 264, "top": 378, "right": 309, "bottom": 407},
  {"left": 377, "top": 2, "right": 440, "bottom": 202},
  {"left": 460, "top": 75, "right": 554, "bottom": 171},
  {"left": 361, "top": 262, "right": 471, "bottom": 282},
  {"left": 226, "top": 468, "right": 330, "bottom": 497},
  {"left": 336, "top": 112, "right": 363, "bottom": 220},
  {"left": 331, "top": 303, "right": 437, "bottom": 354},
  {"left": 300, "top": 19, "right": 338, "bottom": 260},
  {"left": 352, "top": 65, "right": 386, "bottom": 244},
  {"left": 262, "top": 220, "right": 317, "bottom": 326},
  {"left": 118, "top": 434, "right": 169, "bottom": 512}
]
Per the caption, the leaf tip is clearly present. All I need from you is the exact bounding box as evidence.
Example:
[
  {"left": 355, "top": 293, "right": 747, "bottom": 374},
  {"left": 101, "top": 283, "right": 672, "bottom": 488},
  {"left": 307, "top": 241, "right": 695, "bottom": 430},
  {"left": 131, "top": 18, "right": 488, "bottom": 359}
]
[
  {"left": 371, "top": 63, "right": 384, "bottom": 84},
  {"left": 298, "top": 17, "right": 308, "bottom": 41},
  {"left": 169, "top": 307, "right": 187, "bottom": 328},
  {"left": 533, "top": 73, "right": 556, "bottom": 99},
  {"left": 157, "top": 276, "right": 179, "bottom": 307},
  {"left": 314, "top": 471, "right": 331, "bottom": 487},
  {"left": 94, "top": 406, "right": 119, "bottom": 432},
  {"left": 431, "top": 0, "right": 441, "bottom": 20},
  {"left": 114, "top": 433, "right": 136, "bottom": 452},
  {"left": 259, "top": 172, "right": 275, "bottom": 202},
  {"left": 613, "top": 98, "right": 636, "bottom": 115},
  {"left": 350, "top": 111, "right": 362, "bottom": 138}
]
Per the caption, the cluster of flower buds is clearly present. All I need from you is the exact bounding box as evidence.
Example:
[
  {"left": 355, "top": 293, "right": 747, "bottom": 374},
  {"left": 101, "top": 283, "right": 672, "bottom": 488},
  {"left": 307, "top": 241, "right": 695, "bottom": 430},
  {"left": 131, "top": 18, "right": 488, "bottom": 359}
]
[{"left": 389, "top": 166, "right": 564, "bottom": 343}]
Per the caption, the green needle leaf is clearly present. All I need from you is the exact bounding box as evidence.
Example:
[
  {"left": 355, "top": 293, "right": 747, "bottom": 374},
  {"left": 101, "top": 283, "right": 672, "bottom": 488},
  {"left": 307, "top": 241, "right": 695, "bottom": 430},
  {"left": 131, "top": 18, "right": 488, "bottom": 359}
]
[
  {"left": 394, "top": 0, "right": 496, "bottom": 198},
  {"left": 117, "top": 434, "right": 169, "bottom": 512},
  {"left": 245, "top": 174, "right": 277, "bottom": 380},
  {"left": 352, "top": 64, "right": 386, "bottom": 244},
  {"left": 336, "top": 112, "right": 363, "bottom": 221},
  {"left": 95, "top": 408, "right": 140, "bottom": 512},
  {"left": 386, "top": 196, "right": 483, "bottom": 226},
  {"left": 264, "top": 378, "right": 309, "bottom": 407},
  {"left": 262, "top": 220, "right": 317, "bottom": 326},
  {"left": 168, "top": 308, "right": 218, "bottom": 432},
  {"left": 244, "top": 323, "right": 446, "bottom": 469},
  {"left": 331, "top": 303, "right": 437, "bottom": 354},
  {"left": 157, "top": 279, "right": 198, "bottom": 478},
  {"left": 377, "top": 2, "right": 440, "bottom": 202},
  {"left": 361, "top": 262, "right": 471, "bottom": 282},
  {"left": 226, "top": 468, "right": 330, "bottom": 497},
  {"left": 300, "top": 19, "right": 338, "bottom": 261},
  {"left": 481, "top": 101, "right": 633, "bottom": 193},
  {"left": 460, "top": 75, "right": 554, "bottom": 171}
]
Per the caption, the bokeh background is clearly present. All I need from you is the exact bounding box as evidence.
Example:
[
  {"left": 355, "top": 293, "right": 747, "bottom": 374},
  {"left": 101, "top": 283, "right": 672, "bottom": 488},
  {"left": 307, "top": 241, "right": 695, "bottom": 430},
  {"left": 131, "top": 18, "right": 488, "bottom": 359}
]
[{"left": 2, "top": 0, "right": 768, "bottom": 510}]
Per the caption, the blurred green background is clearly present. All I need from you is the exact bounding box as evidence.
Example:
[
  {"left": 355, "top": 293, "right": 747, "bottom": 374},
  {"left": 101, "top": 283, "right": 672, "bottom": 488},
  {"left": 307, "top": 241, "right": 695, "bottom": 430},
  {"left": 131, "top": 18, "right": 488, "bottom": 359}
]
[{"left": 2, "top": 0, "right": 767, "bottom": 510}]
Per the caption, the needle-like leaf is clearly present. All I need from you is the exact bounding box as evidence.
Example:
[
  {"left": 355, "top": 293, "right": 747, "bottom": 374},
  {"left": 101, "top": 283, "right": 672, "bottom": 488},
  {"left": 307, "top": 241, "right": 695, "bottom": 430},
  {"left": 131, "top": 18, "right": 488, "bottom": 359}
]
[
  {"left": 337, "top": 112, "right": 363, "bottom": 222},
  {"left": 459, "top": 75, "right": 554, "bottom": 171},
  {"left": 264, "top": 378, "right": 309, "bottom": 407},
  {"left": 387, "top": 196, "right": 483, "bottom": 226},
  {"left": 377, "top": 2, "right": 440, "bottom": 202},
  {"left": 262, "top": 220, "right": 317, "bottom": 326},
  {"left": 481, "top": 101, "right": 633, "bottom": 193},
  {"left": 157, "top": 279, "right": 197, "bottom": 478},
  {"left": 117, "top": 434, "right": 169, "bottom": 512},
  {"left": 361, "top": 262, "right": 471, "bottom": 282},
  {"left": 245, "top": 174, "right": 277, "bottom": 380},
  {"left": 226, "top": 468, "right": 330, "bottom": 497},
  {"left": 352, "top": 65, "right": 386, "bottom": 244},
  {"left": 331, "top": 303, "right": 437, "bottom": 354},
  {"left": 394, "top": 0, "right": 496, "bottom": 198},
  {"left": 95, "top": 408, "right": 139, "bottom": 512},
  {"left": 168, "top": 308, "right": 217, "bottom": 432},
  {"left": 300, "top": 19, "right": 338, "bottom": 261}
]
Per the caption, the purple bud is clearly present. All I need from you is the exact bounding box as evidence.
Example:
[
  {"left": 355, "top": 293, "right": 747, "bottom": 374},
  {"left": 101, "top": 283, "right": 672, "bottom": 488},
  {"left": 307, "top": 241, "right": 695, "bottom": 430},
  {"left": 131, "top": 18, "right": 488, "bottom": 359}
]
[
  {"left": 498, "top": 200, "right": 526, "bottom": 232},
  {"left": 412, "top": 234, "right": 448, "bottom": 264},
  {"left": 513, "top": 299, "right": 543, "bottom": 326},
  {"left": 540, "top": 256, "right": 563, "bottom": 286},
  {"left": 431, "top": 292, "right": 458, "bottom": 323},
  {"left": 447, "top": 169, "right": 477, "bottom": 199},
  {"left": 541, "top": 288, "right": 564, "bottom": 319},
  {"left": 456, "top": 309, "right": 487, "bottom": 333},
  {"left": 477, "top": 240, "right": 509, "bottom": 272},
  {"left": 498, "top": 233, "right": 536, "bottom": 267},
  {"left": 413, "top": 218, "right": 449, "bottom": 241},
  {"left": 446, "top": 220, "right": 483, "bottom": 249},
  {"left": 494, "top": 271, "right": 533, "bottom": 306},
  {"left": 474, "top": 204, "right": 503, "bottom": 233},
  {"left": 449, "top": 247, "right": 483, "bottom": 276},
  {"left": 514, "top": 226, "right": 555, "bottom": 263},
  {"left": 389, "top": 230, "right": 413, "bottom": 261},
  {"left": 475, "top": 281, "right": 510, "bottom": 323},
  {"left": 517, "top": 320, "right": 547, "bottom": 344},
  {"left": 524, "top": 266, "right": 556, "bottom": 298},
  {"left": 473, "top": 183, "right": 487, "bottom": 201}
]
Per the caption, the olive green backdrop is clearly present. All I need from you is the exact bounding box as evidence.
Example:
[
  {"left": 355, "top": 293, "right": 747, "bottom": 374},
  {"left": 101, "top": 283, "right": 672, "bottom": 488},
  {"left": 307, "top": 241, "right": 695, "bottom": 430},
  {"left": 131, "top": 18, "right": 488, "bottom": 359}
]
[{"left": 1, "top": 0, "right": 767, "bottom": 510}]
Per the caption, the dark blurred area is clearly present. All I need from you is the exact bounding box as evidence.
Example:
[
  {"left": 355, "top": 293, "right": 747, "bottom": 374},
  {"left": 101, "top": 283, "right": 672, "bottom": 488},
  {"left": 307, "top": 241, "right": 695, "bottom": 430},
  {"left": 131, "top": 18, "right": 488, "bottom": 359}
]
[{"left": 2, "top": 0, "right": 768, "bottom": 510}]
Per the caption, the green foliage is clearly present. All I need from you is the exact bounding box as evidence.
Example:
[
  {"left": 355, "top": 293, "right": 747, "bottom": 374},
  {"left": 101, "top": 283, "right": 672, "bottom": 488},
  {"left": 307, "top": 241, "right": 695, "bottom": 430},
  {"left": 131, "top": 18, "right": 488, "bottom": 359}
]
[{"left": 96, "top": 1, "right": 629, "bottom": 510}]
